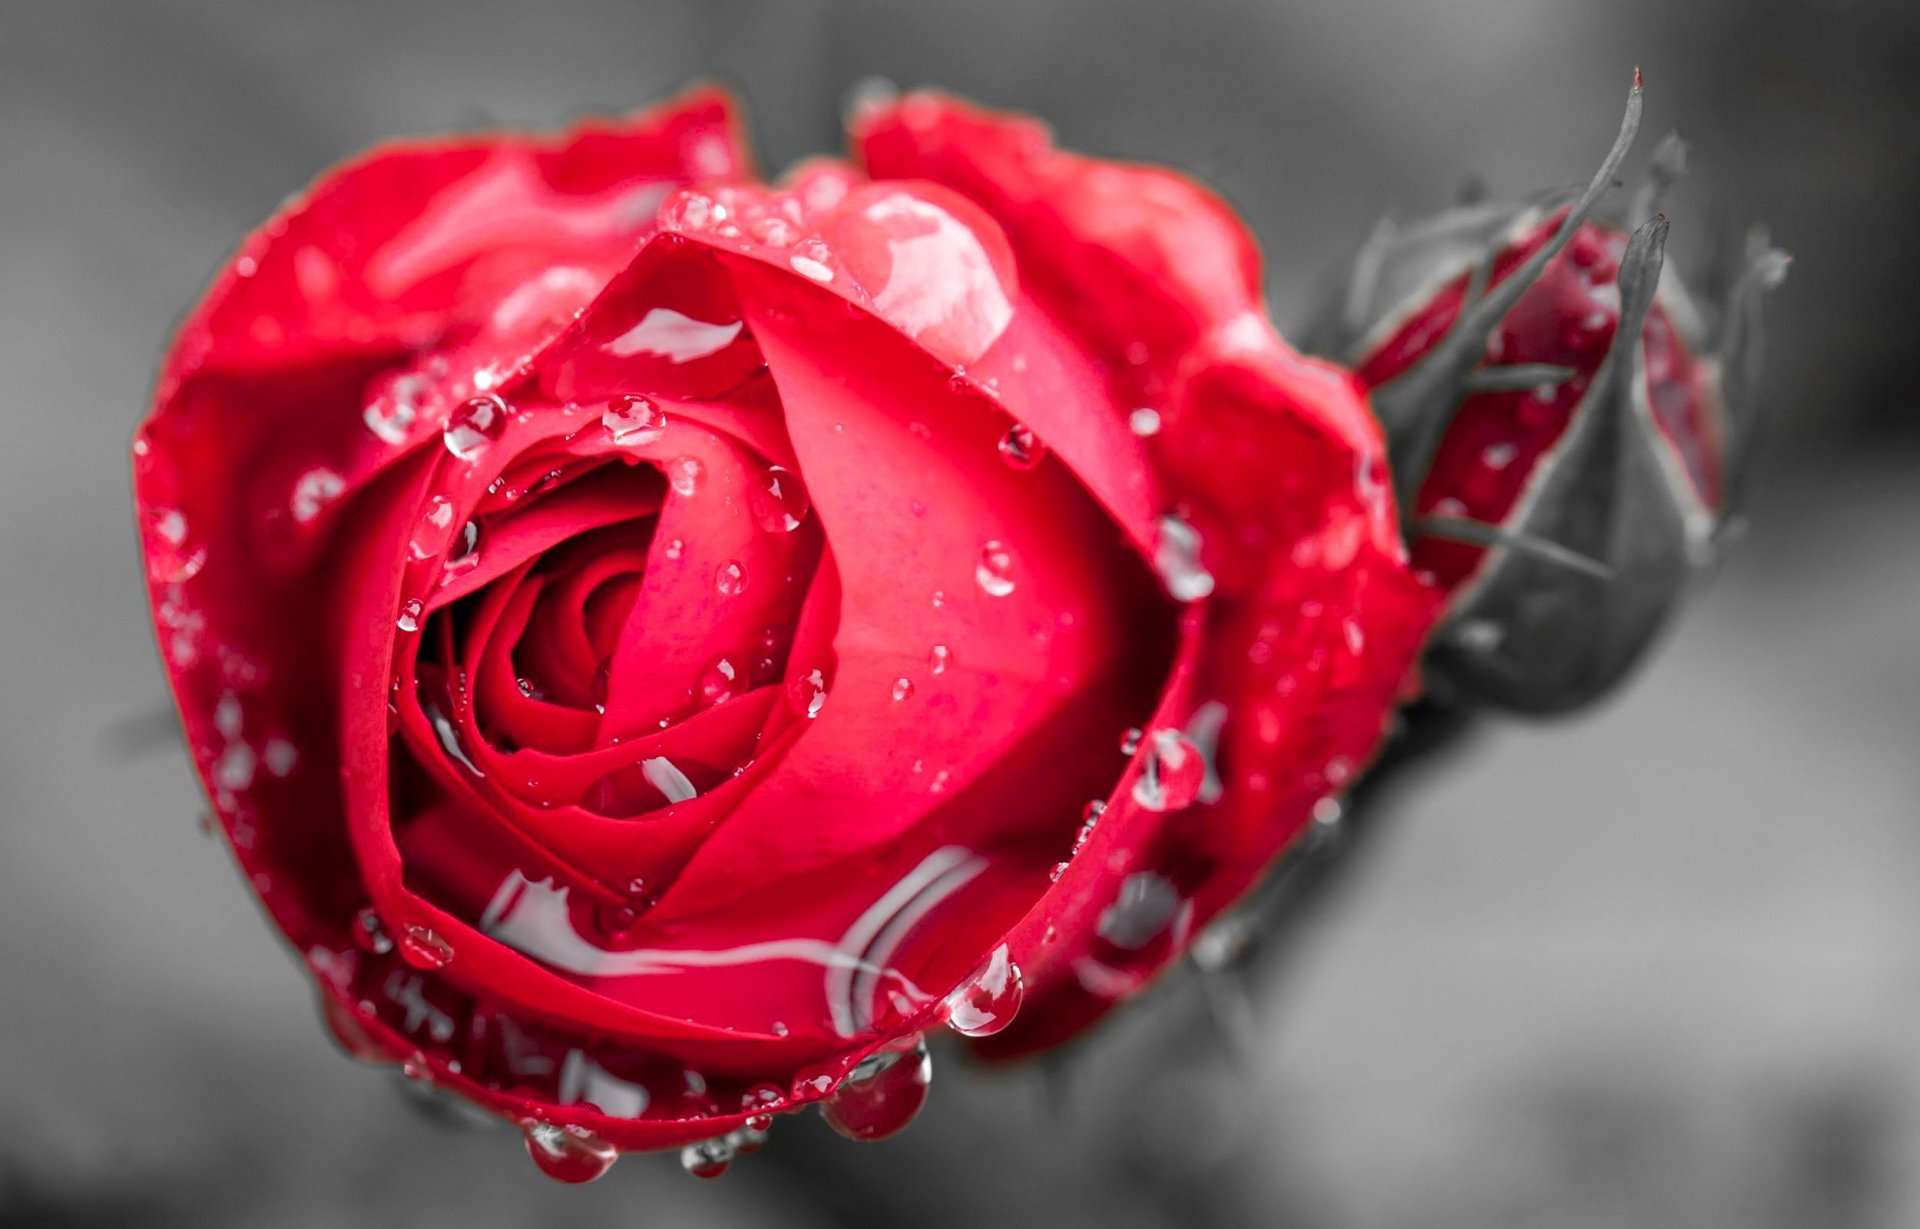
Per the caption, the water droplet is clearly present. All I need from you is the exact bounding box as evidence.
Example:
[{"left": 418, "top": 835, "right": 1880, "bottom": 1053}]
[
  {"left": 668, "top": 455, "right": 705, "bottom": 496},
  {"left": 927, "top": 644, "right": 951, "bottom": 675},
  {"left": 786, "top": 668, "right": 828, "bottom": 719},
  {"left": 662, "top": 191, "right": 720, "bottom": 232},
  {"left": 1130, "top": 728, "right": 1205, "bottom": 812},
  {"left": 1154, "top": 513, "right": 1215, "bottom": 602},
  {"left": 944, "top": 944, "right": 1023, "bottom": 1037},
  {"left": 1073, "top": 800, "right": 1106, "bottom": 854},
  {"left": 523, "top": 1121, "right": 619, "bottom": 1184},
  {"left": 352, "top": 906, "right": 393, "bottom": 955},
  {"left": 408, "top": 496, "right": 457, "bottom": 561},
  {"left": 443, "top": 393, "right": 507, "bottom": 461},
  {"left": 819, "top": 1035, "right": 932, "bottom": 1142},
  {"left": 890, "top": 677, "right": 914, "bottom": 702},
  {"left": 975, "top": 541, "right": 1015, "bottom": 597},
  {"left": 397, "top": 923, "right": 453, "bottom": 970},
  {"left": 145, "top": 507, "right": 206, "bottom": 583},
  {"left": 749, "top": 465, "right": 809, "bottom": 533},
  {"left": 1119, "top": 727, "right": 1144, "bottom": 756},
  {"left": 440, "top": 520, "right": 481, "bottom": 582},
  {"left": 602, "top": 393, "right": 665, "bottom": 445},
  {"left": 997, "top": 423, "right": 1044, "bottom": 469},
  {"left": 680, "top": 1137, "right": 734, "bottom": 1179},
  {"left": 291, "top": 468, "right": 345, "bottom": 524},
  {"left": 1097, "top": 871, "right": 1184, "bottom": 950},
  {"left": 1481, "top": 441, "right": 1518, "bottom": 469},
  {"left": 699, "top": 656, "right": 739, "bottom": 705},
  {"left": 396, "top": 598, "right": 424, "bottom": 634},
  {"left": 1129, "top": 407, "right": 1162, "bottom": 437},
  {"left": 364, "top": 376, "right": 424, "bottom": 444},
  {"left": 714, "top": 560, "right": 747, "bottom": 596},
  {"left": 789, "top": 239, "right": 834, "bottom": 283},
  {"left": 1342, "top": 618, "right": 1365, "bottom": 655}
]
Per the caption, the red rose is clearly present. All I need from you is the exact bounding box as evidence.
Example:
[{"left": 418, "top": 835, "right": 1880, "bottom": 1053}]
[{"left": 133, "top": 85, "right": 1439, "bottom": 1177}]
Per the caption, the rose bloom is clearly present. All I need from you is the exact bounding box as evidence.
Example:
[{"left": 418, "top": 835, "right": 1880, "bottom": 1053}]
[{"left": 133, "top": 86, "right": 1439, "bottom": 1177}]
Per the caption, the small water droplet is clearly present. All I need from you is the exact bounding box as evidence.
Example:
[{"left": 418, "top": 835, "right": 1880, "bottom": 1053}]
[
  {"left": 1481, "top": 441, "right": 1518, "bottom": 470},
  {"left": 145, "top": 507, "right": 206, "bottom": 583},
  {"left": 997, "top": 423, "right": 1043, "bottom": 469},
  {"left": 1130, "top": 728, "right": 1205, "bottom": 812},
  {"left": 890, "top": 677, "right": 914, "bottom": 702},
  {"left": 700, "top": 656, "right": 739, "bottom": 705},
  {"left": 927, "top": 644, "right": 951, "bottom": 675},
  {"left": 352, "top": 906, "right": 393, "bottom": 955},
  {"left": 786, "top": 667, "right": 828, "bottom": 719},
  {"left": 440, "top": 520, "right": 481, "bottom": 582},
  {"left": 1154, "top": 513, "right": 1215, "bottom": 602},
  {"left": 1129, "top": 407, "right": 1162, "bottom": 436},
  {"left": 1119, "top": 727, "right": 1144, "bottom": 756},
  {"left": 396, "top": 598, "right": 424, "bottom": 633},
  {"left": 750, "top": 465, "right": 810, "bottom": 533},
  {"left": 443, "top": 394, "right": 507, "bottom": 461},
  {"left": 602, "top": 393, "right": 665, "bottom": 445},
  {"left": 397, "top": 923, "right": 453, "bottom": 970},
  {"left": 363, "top": 377, "right": 424, "bottom": 444},
  {"left": 975, "top": 541, "right": 1015, "bottom": 597},
  {"left": 291, "top": 468, "right": 345, "bottom": 524},
  {"left": 714, "top": 560, "right": 747, "bottom": 596},
  {"left": 668, "top": 455, "right": 705, "bottom": 496},
  {"left": 408, "top": 496, "right": 457, "bottom": 561},
  {"left": 819, "top": 1035, "right": 931, "bottom": 1142},
  {"left": 944, "top": 945, "right": 1023, "bottom": 1037},
  {"left": 680, "top": 1137, "right": 734, "bottom": 1179},
  {"left": 524, "top": 1121, "right": 619, "bottom": 1184}
]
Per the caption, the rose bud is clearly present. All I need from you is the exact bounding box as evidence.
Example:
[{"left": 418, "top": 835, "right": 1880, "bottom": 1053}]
[
  {"left": 1302, "top": 75, "right": 1789, "bottom": 713},
  {"left": 133, "top": 85, "right": 1441, "bottom": 1176}
]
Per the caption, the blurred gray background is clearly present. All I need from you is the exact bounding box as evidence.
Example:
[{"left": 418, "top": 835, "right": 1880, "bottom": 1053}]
[{"left": 3, "top": 2, "right": 1916, "bottom": 1226}]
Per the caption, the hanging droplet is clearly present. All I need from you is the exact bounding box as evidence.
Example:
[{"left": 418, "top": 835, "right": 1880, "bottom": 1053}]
[
  {"left": 602, "top": 393, "right": 666, "bottom": 445},
  {"left": 819, "top": 1035, "right": 932, "bottom": 1142},
  {"left": 290, "top": 468, "right": 345, "bottom": 524},
  {"left": 351, "top": 906, "right": 393, "bottom": 955},
  {"left": 1130, "top": 728, "right": 1205, "bottom": 812},
  {"left": 668, "top": 455, "right": 705, "bottom": 496},
  {"left": 786, "top": 668, "right": 828, "bottom": 719},
  {"left": 749, "top": 465, "right": 809, "bottom": 533},
  {"left": 523, "top": 1121, "right": 619, "bottom": 1184},
  {"left": 714, "top": 560, "right": 747, "bottom": 596},
  {"left": 890, "top": 677, "right": 914, "bottom": 702},
  {"left": 997, "top": 423, "right": 1044, "bottom": 469},
  {"left": 699, "top": 656, "right": 740, "bottom": 705},
  {"left": 443, "top": 393, "right": 507, "bottom": 461},
  {"left": 396, "top": 597, "right": 424, "bottom": 634},
  {"left": 975, "top": 540, "right": 1015, "bottom": 597},
  {"left": 944, "top": 945, "right": 1023, "bottom": 1037},
  {"left": 397, "top": 923, "right": 453, "bottom": 970},
  {"left": 145, "top": 507, "right": 206, "bottom": 583},
  {"left": 680, "top": 1137, "right": 734, "bottom": 1179},
  {"left": 408, "top": 496, "right": 457, "bottom": 561},
  {"left": 927, "top": 644, "right": 951, "bottom": 676},
  {"left": 1154, "top": 513, "right": 1215, "bottom": 602}
]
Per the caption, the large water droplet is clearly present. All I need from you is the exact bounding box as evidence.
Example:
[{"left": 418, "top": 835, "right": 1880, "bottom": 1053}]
[
  {"left": 1130, "top": 728, "right": 1205, "bottom": 812},
  {"left": 819, "top": 1035, "right": 932, "bottom": 1142},
  {"left": 714, "top": 560, "right": 747, "bottom": 596},
  {"left": 749, "top": 465, "right": 809, "bottom": 533},
  {"left": 396, "top": 598, "right": 424, "bottom": 634},
  {"left": 680, "top": 1137, "right": 734, "bottom": 1179},
  {"left": 440, "top": 520, "right": 481, "bottom": 583},
  {"left": 699, "top": 656, "right": 739, "bottom": 705},
  {"left": 786, "top": 668, "right": 828, "bottom": 719},
  {"left": 145, "top": 507, "right": 206, "bottom": 583},
  {"left": 789, "top": 239, "right": 834, "bottom": 283},
  {"left": 408, "top": 496, "right": 457, "bottom": 561},
  {"left": 602, "top": 393, "right": 666, "bottom": 445},
  {"left": 975, "top": 541, "right": 1015, "bottom": 597},
  {"left": 443, "top": 393, "right": 507, "bottom": 461},
  {"left": 397, "top": 923, "right": 454, "bottom": 970},
  {"left": 944, "top": 944, "right": 1023, "bottom": 1037},
  {"left": 523, "top": 1121, "right": 619, "bottom": 1184},
  {"left": 1154, "top": 514, "right": 1215, "bottom": 602},
  {"left": 997, "top": 423, "right": 1044, "bottom": 469}
]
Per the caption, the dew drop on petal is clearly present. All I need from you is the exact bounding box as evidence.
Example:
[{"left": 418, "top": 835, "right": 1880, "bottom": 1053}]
[
  {"left": 786, "top": 668, "right": 828, "bottom": 719},
  {"left": 927, "top": 644, "right": 951, "bottom": 676},
  {"left": 749, "top": 465, "right": 810, "bottom": 533},
  {"left": 789, "top": 239, "right": 834, "bottom": 283},
  {"left": 146, "top": 507, "right": 206, "bottom": 583},
  {"left": 699, "top": 656, "right": 739, "bottom": 705},
  {"left": 440, "top": 521, "right": 482, "bottom": 583},
  {"left": 944, "top": 944, "right": 1023, "bottom": 1037},
  {"left": 523, "top": 1121, "right": 619, "bottom": 1184},
  {"left": 890, "top": 677, "right": 914, "bottom": 702},
  {"left": 396, "top": 598, "right": 424, "bottom": 634},
  {"left": 975, "top": 541, "right": 1015, "bottom": 597},
  {"left": 602, "top": 393, "right": 666, "bottom": 445},
  {"left": 680, "top": 1137, "right": 734, "bottom": 1179},
  {"left": 397, "top": 923, "right": 453, "bottom": 970},
  {"left": 1154, "top": 513, "right": 1215, "bottom": 602},
  {"left": 668, "top": 455, "right": 705, "bottom": 496},
  {"left": 997, "top": 423, "right": 1044, "bottom": 469},
  {"left": 1130, "top": 728, "right": 1205, "bottom": 812},
  {"left": 351, "top": 906, "right": 393, "bottom": 955},
  {"left": 1129, "top": 407, "right": 1162, "bottom": 437},
  {"left": 819, "top": 1035, "right": 932, "bottom": 1142},
  {"left": 290, "top": 468, "right": 345, "bottom": 524},
  {"left": 443, "top": 393, "right": 508, "bottom": 461},
  {"left": 408, "top": 496, "right": 458, "bottom": 561},
  {"left": 1119, "top": 727, "right": 1144, "bottom": 756},
  {"left": 714, "top": 560, "right": 747, "bottom": 596}
]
